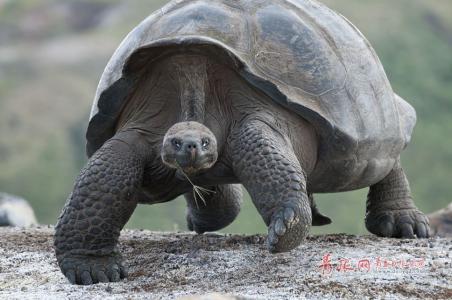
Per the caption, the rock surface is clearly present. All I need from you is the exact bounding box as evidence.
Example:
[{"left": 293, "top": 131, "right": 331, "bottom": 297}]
[{"left": 0, "top": 227, "right": 450, "bottom": 299}]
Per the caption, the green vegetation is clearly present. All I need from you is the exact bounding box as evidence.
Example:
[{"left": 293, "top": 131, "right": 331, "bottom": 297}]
[{"left": 0, "top": 0, "right": 450, "bottom": 235}]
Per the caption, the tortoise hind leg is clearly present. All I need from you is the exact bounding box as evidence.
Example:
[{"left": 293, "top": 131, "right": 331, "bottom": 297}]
[
  {"left": 185, "top": 184, "right": 242, "bottom": 234},
  {"left": 309, "top": 194, "right": 332, "bottom": 226},
  {"left": 365, "top": 159, "right": 430, "bottom": 238}
]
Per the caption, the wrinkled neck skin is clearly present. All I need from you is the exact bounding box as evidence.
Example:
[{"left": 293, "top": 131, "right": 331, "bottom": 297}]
[{"left": 173, "top": 55, "right": 207, "bottom": 123}]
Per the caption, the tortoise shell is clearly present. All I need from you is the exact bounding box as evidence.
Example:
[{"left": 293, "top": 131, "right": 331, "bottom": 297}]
[{"left": 87, "top": 0, "right": 415, "bottom": 190}]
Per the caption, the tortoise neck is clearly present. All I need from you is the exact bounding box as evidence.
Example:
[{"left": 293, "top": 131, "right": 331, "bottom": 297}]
[{"left": 173, "top": 55, "right": 208, "bottom": 123}]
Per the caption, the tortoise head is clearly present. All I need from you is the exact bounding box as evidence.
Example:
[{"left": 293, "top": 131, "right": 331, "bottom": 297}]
[{"left": 162, "top": 121, "right": 218, "bottom": 175}]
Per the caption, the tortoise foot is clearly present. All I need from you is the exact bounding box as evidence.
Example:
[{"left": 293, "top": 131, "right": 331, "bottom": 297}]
[
  {"left": 58, "top": 253, "right": 127, "bottom": 285},
  {"left": 366, "top": 208, "right": 430, "bottom": 238},
  {"left": 186, "top": 212, "right": 208, "bottom": 234},
  {"left": 267, "top": 206, "right": 309, "bottom": 253},
  {"left": 186, "top": 207, "right": 236, "bottom": 234}
]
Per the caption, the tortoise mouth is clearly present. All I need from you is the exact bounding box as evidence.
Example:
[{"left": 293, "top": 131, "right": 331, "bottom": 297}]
[{"left": 162, "top": 154, "right": 216, "bottom": 175}]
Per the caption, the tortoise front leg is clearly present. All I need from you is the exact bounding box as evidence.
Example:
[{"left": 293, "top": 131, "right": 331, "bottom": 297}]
[
  {"left": 231, "top": 120, "right": 312, "bottom": 253},
  {"left": 54, "top": 132, "right": 148, "bottom": 285}
]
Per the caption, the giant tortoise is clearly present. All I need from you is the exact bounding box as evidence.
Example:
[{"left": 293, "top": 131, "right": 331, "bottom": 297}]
[{"left": 54, "top": 0, "right": 429, "bottom": 285}]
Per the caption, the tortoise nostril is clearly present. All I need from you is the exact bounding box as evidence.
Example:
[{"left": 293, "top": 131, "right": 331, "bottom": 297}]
[{"left": 186, "top": 142, "right": 197, "bottom": 150}]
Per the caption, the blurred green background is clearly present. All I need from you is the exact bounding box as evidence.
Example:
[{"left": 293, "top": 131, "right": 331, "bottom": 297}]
[{"left": 0, "top": 0, "right": 451, "bottom": 235}]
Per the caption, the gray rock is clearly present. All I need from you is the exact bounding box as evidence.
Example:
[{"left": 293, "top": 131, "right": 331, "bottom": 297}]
[
  {"left": 428, "top": 203, "right": 452, "bottom": 237},
  {"left": 0, "top": 192, "right": 37, "bottom": 227}
]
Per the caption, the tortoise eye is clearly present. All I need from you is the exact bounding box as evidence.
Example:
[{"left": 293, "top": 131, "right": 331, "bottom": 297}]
[
  {"left": 202, "top": 138, "right": 210, "bottom": 148},
  {"left": 172, "top": 139, "right": 182, "bottom": 150}
]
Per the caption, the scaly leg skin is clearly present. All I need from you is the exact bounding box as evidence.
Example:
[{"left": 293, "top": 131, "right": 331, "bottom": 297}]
[
  {"left": 231, "top": 120, "right": 312, "bottom": 253},
  {"left": 54, "top": 133, "right": 148, "bottom": 285},
  {"left": 365, "top": 159, "right": 430, "bottom": 238},
  {"left": 185, "top": 184, "right": 242, "bottom": 233}
]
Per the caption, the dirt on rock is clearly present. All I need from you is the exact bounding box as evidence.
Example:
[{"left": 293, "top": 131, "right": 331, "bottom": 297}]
[{"left": 0, "top": 226, "right": 451, "bottom": 299}]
